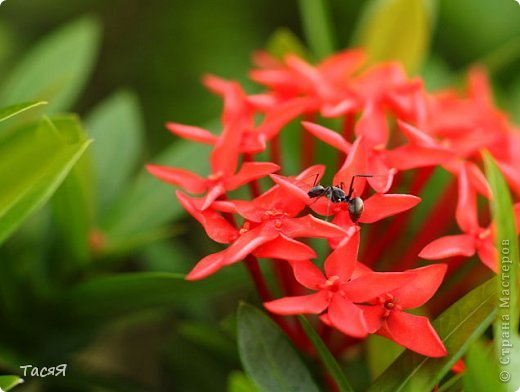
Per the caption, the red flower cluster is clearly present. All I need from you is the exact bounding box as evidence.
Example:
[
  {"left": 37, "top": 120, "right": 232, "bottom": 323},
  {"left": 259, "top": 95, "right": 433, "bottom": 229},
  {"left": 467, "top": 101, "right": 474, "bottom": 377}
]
[{"left": 148, "top": 48, "right": 520, "bottom": 358}]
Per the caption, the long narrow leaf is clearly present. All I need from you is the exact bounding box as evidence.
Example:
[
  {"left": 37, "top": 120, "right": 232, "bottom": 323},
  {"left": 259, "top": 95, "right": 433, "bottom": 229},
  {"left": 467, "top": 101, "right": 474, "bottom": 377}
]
[
  {"left": 298, "top": 0, "right": 336, "bottom": 59},
  {"left": 0, "top": 117, "right": 91, "bottom": 244},
  {"left": 238, "top": 303, "right": 319, "bottom": 392},
  {"left": 298, "top": 316, "right": 354, "bottom": 392},
  {"left": 0, "top": 17, "right": 101, "bottom": 113},
  {"left": 0, "top": 101, "right": 46, "bottom": 123},
  {"left": 483, "top": 152, "right": 520, "bottom": 391},
  {"left": 0, "top": 375, "right": 23, "bottom": 391}
]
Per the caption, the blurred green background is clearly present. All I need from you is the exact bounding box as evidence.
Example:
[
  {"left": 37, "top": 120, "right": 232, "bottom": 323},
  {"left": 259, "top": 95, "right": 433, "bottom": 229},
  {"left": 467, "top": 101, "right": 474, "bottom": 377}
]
[{"left": 0, "top": 1, "right": 519, "bottom": 391}]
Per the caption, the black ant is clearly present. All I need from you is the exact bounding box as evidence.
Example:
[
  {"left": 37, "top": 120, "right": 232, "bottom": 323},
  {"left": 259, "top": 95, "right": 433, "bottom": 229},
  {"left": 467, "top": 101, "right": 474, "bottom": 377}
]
[{"left": 307, "top": 174, "right": 373, "bottom": 222}]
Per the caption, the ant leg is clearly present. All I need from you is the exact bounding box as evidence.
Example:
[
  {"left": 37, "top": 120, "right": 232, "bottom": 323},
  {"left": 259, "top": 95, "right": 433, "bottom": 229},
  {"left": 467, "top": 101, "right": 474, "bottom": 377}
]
[
  {"left": 325, "top": 188, "right": 332, "bottom": 221},
  {"left": 347, "top": 174, "right": 374, "bottom": 199},
  {"left": 312, "top": 173, "right": 319, "bottom": 187}
]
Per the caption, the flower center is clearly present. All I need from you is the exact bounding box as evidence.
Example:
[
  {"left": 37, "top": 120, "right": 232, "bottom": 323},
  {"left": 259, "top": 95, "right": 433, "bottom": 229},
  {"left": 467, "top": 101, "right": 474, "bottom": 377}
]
[
  {"left": 239, "top": 221, "right": 251, "bottom": 234},
  {"left": 320, "top": 275, "right": 341, "bottom": 292},
  {"left": 262, "top": 209, "right": 287, "bottom": 228},
  {"left": 379, "top": 293, "right": 402, "bottom": 317},
  {"left": 478, "top": 228, "right": 491, "bottom": 240},
  {"left": 207, "top": 171, "right": 224, "bottom": 183}
]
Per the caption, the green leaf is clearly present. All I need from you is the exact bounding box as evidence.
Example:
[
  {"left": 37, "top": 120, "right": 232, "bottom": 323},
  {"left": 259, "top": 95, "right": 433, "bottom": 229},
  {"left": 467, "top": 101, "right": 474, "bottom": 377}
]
[
  {"left": 463, "top": 339, "right": 505, "bottom": 392},
  {"left": 0, "top": 117, "right": 91, "bottom": 245},
  {"left": 483, "top": 152, "right": 519, "bottom": 333},
  {"left": 228, "top": 371, "right": 260, "bottom": 392},
  {"left": 368, "top": 278, "right": 497, "bottom": 392},
  {"left": 65, "top": 270, "right": 248, "bottom": 320},
  {"left": 353, "top": 0, "right": 434, "bottom": 73},
  {"left": 85, "top": 90, "right": 144, "bottom": 216},
  {"left": 266, "top": 28, "right": 311, "bottom": 61},
  {"left": 298, "top": 316, "right": 354, "bottom": 392},
  {"left": 437, "top": 374, "right": 463, "bottom": 392},
  {"left": 483, "top": 152, "right": 520, "bottom": 392},
  {"left": 237, "top": 303, "right": 319, "bottom": 392},
  {"left": 50, "top": 116, "right": 95, "bottom": 264},
  {"left": 438, "top": 0, "right": 520, "bottom": 62},
  {"left": 298, "top": 0, "right": 336, "bottom": 59},
  {"left": 0, "top": 101, "right": 46, "bottom": 123},
  {"left": 0, "top": 17, "right": 101, "bottom": 113},
  {"left": 0, "top": 375, "right": 23, "bottom": 391},
  {"left": 366, "top": 334, "right": 403, "bottom": 379}
]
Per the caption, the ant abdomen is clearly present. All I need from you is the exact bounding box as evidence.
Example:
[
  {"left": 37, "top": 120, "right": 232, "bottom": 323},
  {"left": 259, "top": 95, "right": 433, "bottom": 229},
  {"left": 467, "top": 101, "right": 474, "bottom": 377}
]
[{"left": 348, "top": 197, "right": 364, "bottom": 222}]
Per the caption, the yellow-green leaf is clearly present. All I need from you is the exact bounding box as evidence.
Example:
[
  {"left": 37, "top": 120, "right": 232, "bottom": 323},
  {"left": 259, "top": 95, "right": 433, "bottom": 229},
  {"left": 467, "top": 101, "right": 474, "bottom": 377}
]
[
  {"left": 0, "top": 101, "right": 46, "bottom": 123},
  {"left": 353, "top": 0, "right": 434, "bottom": 73}
]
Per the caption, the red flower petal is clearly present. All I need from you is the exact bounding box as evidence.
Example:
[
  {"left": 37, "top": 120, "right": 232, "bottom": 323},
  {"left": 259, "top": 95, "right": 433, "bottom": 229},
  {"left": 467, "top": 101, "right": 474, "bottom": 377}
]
[
  {"left": 317, "top": 49, "right": 365, "bottom": 81},
  {"left": 391, "top": 264, "right": 447, "bottom": 309},
  {"left": 324, "top": 229, "right": 359, "bottom": 281},
  {"left": 225, "top": 162, "right": 280, "bottom": 190},
  {"left": 222, "top": 224, "right": 279, "bottom": 266},
  {"left": 355, "top": 101, "right": 389, "bottom": 147},
  {"left": 287, "top": 259, "right": 326, "bottom": 290},
  {"left": 386, "top": 145, "right": 454, "bottom": 171},
  {"left": 467, "top": 162, "right": 492, "bottom": 199},
  {"left": 344, "top": 271, "right": 416, "bottom": 303},
  {"left": 419, "top": 234, "right": 476, "bottom": 259},
  {"left": 254, "top": 234, "right": 317, "bottom": 261},
  {"left": 285, "top": 55, "right": 332, "bottom": 98},
  {"left": 383, "top": 312, "right": 447, "bottom": 357},
  {"left": 396, "top": 120, "right": 438, "bottom": 146},
  {"left": 283, "top": 215, "right": 346, "bottom": 239},
  {"left": 334, "top": 137, "right": 368, "bottom": 196},
  {"left": 146, "top": 165, "right": 207, "bottom": 194},
  {"left": 203, "top": 76, "right": 250, "bottom": 124},
  {"left": 200, "top": 183, "right": 227, "bottom": 210},
  {"left": 213, "top": 200, "right": 264, "bottom": 222},
  {"left": 269, "top": 173, "right": 310, "bottom": 204},
  {"left": 321, "top": 98, "right": 358, "bottom": 118},
  {"left": 328, "top": 294, "right": 368, "bottom": 338},
  {"left": 176, "top": 191, "right": 238, "bottom": 244},
  {"left": 166, "top": 122, "right": 218, "bottom": 145},
  {"left": 186, "top": 251, "right": 226, "bottom": 281},
  {"left": 477, "top": 238, "right": 498, "bottom": 272},
  {"left": 359, "top": 305, "right": 385, "bottom": 333},
  {"left": 264, "top": 291, "right": 329, "bottom": 315},
  {"left": 257, "top": 98, "right": 310, "bottom": 140},
  {"left": 359, "top": 193, "right": 421, "bottom": 223},
  {"left": 456, "top": 163, "right": 479, "bottom": 233},
  {"left": 366, "top": 155, "right": 395, "bottom": 193},
  {"left": 210, "top": 119, "right": 243, "bottom": 176},
  {"left": 302, "top": 121, "right": 351, "bottom": 153}
]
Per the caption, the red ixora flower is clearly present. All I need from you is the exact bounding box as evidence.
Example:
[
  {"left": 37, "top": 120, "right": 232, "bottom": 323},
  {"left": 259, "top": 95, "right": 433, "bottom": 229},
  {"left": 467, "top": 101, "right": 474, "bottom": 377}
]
[
  {"left": 147, "top": 117, "right": 280, "bottom": 210},
  {"left": 183, "top": 166, "right": 347, "bottom": 280},
  {"left": 264, "top": 232, "right": 447, "bottom": 356},
  {"left": 264, "top": 231, "right": 415, "bottom": 338},
  {"left": 357, "top": 263, "right": 448, "bottom": 357},
  {"left": 418, "top": 162, "right": 516, "bottom": 271}
]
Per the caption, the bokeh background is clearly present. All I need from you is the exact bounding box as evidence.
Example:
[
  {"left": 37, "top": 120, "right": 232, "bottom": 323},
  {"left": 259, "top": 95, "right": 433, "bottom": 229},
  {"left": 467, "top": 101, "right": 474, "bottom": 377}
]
[{"left": 0, "top": 1, "right": 520, "bottom": 391}]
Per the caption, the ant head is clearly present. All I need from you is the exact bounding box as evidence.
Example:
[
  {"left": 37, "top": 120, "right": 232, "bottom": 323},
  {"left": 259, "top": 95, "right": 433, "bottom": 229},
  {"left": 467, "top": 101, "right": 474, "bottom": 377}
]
[{"left": 348, "top": 197, "right": 364, "bottom": 222}]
